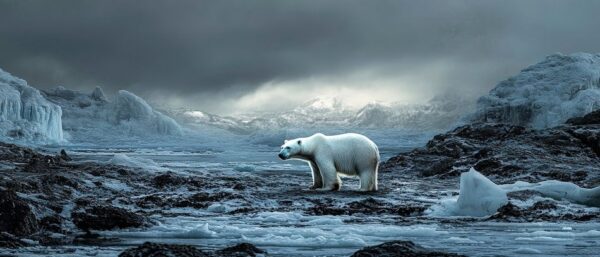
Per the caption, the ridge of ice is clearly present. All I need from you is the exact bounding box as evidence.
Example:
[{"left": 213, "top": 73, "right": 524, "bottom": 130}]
[
  {"left": 44, "top": 86, "right": 183, "bottom": 141},
  {"left": 500, "top": 180, "right": 600, "bottom": 207},
  {"left": 474, "top": 53, "right": 600, "bottom": 128}
]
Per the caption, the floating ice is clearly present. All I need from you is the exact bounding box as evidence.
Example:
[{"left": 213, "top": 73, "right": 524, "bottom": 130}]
[
  {"left": 0, "top": 68, "right": 63, "bottom": 142},
  {"left": 500, "top": 180, "right": 600, "bottom": 207},
  {"left": 427, "top": 168, "right": 508, "bottom": 217}
]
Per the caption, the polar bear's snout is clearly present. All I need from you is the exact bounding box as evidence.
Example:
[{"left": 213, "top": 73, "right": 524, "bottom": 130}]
[
  {"left": 278, "top": 147, "right": 291, "bottom": 160},
  {"left": 278, "top": 152, "right": 287, "bottom": 160}
]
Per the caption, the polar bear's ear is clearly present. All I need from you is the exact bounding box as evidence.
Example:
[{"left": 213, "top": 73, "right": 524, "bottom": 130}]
[
  {"left": 297, "top": 140, "right": 302, "bottom": 145},
  {"left": 284, "top": 140, "right": 288, "bottom": 143}
]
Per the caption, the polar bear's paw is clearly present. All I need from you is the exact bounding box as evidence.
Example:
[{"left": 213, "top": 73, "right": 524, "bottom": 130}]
[{"left": 316, "top": 183, "right": 340, "bottom": 191}]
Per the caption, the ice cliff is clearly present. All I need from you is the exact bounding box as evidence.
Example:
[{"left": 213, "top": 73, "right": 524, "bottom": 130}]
[
  {"left": 0, "top": 68, "right": 63, "bottom": 142},
  {"left": 474, "top": 53, "right": 600, "bottom": 128}
]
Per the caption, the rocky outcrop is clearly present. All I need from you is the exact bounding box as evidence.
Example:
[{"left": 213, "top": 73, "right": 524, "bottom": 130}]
[
  {"left": 0, "top": 190, "right": 39, "bottom": 236},
  {"left": 72, "top": 206, "right": 149, "bottom": 232},
  {"left": 381, "top": 120, "right": 600, "bottom": 186},
  {"left": 351, "top": 240, "right": 465, "bottom": 257},
  {"left": 215, "top": 243, "right": 266, "bottom": 257},
  {"left": 118, "top": 242, "right": 211, "bottom": 257},
  {"left": 118, "top": 242, "right": 266, "bottom": 257}
]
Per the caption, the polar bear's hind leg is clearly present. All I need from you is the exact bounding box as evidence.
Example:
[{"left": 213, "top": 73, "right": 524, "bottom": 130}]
[{"left": 359, "top": 162, "right": 378, "bottom": 191}]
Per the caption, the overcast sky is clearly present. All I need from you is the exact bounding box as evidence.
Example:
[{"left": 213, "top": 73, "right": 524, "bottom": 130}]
[{"left": 1, "top": 0, "right": 599, "bottom": 114}]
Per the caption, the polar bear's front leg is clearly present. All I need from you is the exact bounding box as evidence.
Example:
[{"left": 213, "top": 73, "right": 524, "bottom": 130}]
[
  {"left": 309, "top": 161, "right": 323, "bottom": 189},
  {"left": 315, "top": 159, "right": 341, "bottom": 191}
]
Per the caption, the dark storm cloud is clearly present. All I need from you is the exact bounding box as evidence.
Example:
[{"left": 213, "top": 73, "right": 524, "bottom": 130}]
[{"left": 1, "top": 0, "right": 600, "bottom": 113}]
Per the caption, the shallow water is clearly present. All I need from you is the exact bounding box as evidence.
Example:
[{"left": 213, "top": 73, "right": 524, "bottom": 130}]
[{"left": 11, "top": 129, "right": 600, "bottom": 257}]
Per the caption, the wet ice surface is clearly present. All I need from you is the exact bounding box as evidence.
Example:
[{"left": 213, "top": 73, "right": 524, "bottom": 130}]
[{"left": 7, "top": 128, "right": 600, "bottom": 257}]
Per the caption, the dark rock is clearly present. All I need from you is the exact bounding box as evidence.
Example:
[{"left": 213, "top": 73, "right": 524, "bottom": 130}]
[
  {"left": 473, "top": 159, "right": 501, "bottom": 174},
  {"left": 119, "top": 242, "right": 210, "bottom": 257},
  {"left": 382, "top": 121, "right": 600, "bottom": 185},
  {"left": 232, "top": 183, "right": 246, "bottom": 190},
  {"left": 0, "top": 190, "right": 39, "bottom": 236},
  {"left": 23, "top": 153, "right": 62, "bottom": 173},
  {"left": 39, "top": 215, "right": 65, "bottom": 233},
  {"left": 488, "top": 202, "right": 523, "bottom": 220},
  {"left": 216, "top": 243, "right": 266, "bottom": 257},
  {"left": 566, "top": 109, "right": 600, "bottom": 125},
  {"left": 0, "top": 232, "right": 26, "bottom": 248},
  {"left": 153, "top": 172, "right": 186, "bottom": 188},
  {"left": 351, "top": 240, "right": 465, "bottom": 257},
  {"left": 72, "top": 205, "right": 148, "bottom": 231},
  {"left": 59, "top": 149, "right": 72, "bottom": 161}
]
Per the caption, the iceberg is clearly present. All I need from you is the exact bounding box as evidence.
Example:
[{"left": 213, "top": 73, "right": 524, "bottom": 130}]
[
  {"left": 427, "top": 168, "right": 508, "bottom": 217},
  {"left": 0, "top": 68, "right": 63, "bottom": 142},
  {"left": 45, "top": 86, "right": 183, "bottom": 141},
  {"left": 473, "top": 53, "right": 600, "bottom": 128}
]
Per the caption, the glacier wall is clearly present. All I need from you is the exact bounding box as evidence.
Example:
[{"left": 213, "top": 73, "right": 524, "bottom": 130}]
[
  {"left": 474, "top": 53, "right": 600, "bottom": 128},
  {"left": 0, "top": 68, "right": 63, "bottom": 142}
]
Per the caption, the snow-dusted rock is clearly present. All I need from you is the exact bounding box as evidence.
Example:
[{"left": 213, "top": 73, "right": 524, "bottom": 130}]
[
  {"left": 0, "top": 68, "right": 63, "bottom": 142},
  {"left": 474, "top": 53, "right": 600, "bottom": 128}
]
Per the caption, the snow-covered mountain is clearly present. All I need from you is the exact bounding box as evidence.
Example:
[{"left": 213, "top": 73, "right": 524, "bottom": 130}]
[
  {"left": 0, "top": 68, "right": 63, "bottom": 143},
  {"left": 473, "top": 53, "right": 600, "bottom": 128},
  {"left": 174, "top": 94, "right": 472, "bottom": 134}
]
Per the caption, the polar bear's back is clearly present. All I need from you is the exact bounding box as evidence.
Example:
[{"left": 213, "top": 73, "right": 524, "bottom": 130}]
[{"left": 318, "top": 133, "right": 379, "bottom": 175}]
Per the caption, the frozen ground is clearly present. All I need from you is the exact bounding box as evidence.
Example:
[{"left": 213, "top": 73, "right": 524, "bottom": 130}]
[{"left": 2, "top": 127, "right": 597, "bottom": 257}]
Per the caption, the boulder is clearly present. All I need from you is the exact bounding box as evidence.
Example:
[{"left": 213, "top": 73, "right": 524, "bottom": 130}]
[
  {"left": 72, "top": 205, "right": 148, "bottom": 232},
  {"left": 0, "top": 190, "right": 39, "bottom": 236},
  {"left": 351, "top": 240, "right": 465, "bottom": 257},
  {"left": 119, "top": 242, "right": 210, "bottom": 257}
]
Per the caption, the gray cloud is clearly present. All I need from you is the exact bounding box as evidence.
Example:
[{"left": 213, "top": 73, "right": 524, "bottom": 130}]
[{"left": 1, "top": 0, "right": 599, "bottom": 113}]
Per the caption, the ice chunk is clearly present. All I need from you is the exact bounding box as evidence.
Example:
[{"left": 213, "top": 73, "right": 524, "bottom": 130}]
[
  {"left": 107, "top": 153, "right": 167, "bottom": 172},
  {"left": 113, "top": 90, "right": 183, "bottom": 135},
  {"left": 473, "top": 53, "right": 600, "bottom": 128},
  {"left": 500, "top": 180, "right": 600, "bottom": 207},
  {"left": 427, "top": 168, "right": 508, "bottom": 217},
  {"left": 0, "top": 67, "right": 64, "bottom": 142}
]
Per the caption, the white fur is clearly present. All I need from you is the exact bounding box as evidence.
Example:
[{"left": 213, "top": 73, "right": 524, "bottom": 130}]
[{"left": 279, "top": 133, "right": 380, "bottom": 191}]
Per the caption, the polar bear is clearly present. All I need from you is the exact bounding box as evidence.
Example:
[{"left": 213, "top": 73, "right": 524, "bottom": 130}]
[{"left": 278, "top": 133, "right": 379, "bottom": 191}]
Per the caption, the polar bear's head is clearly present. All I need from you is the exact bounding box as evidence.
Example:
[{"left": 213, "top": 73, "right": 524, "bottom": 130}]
[{"left": 278, "top": 138, "right": 303, "bottom": 160}]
